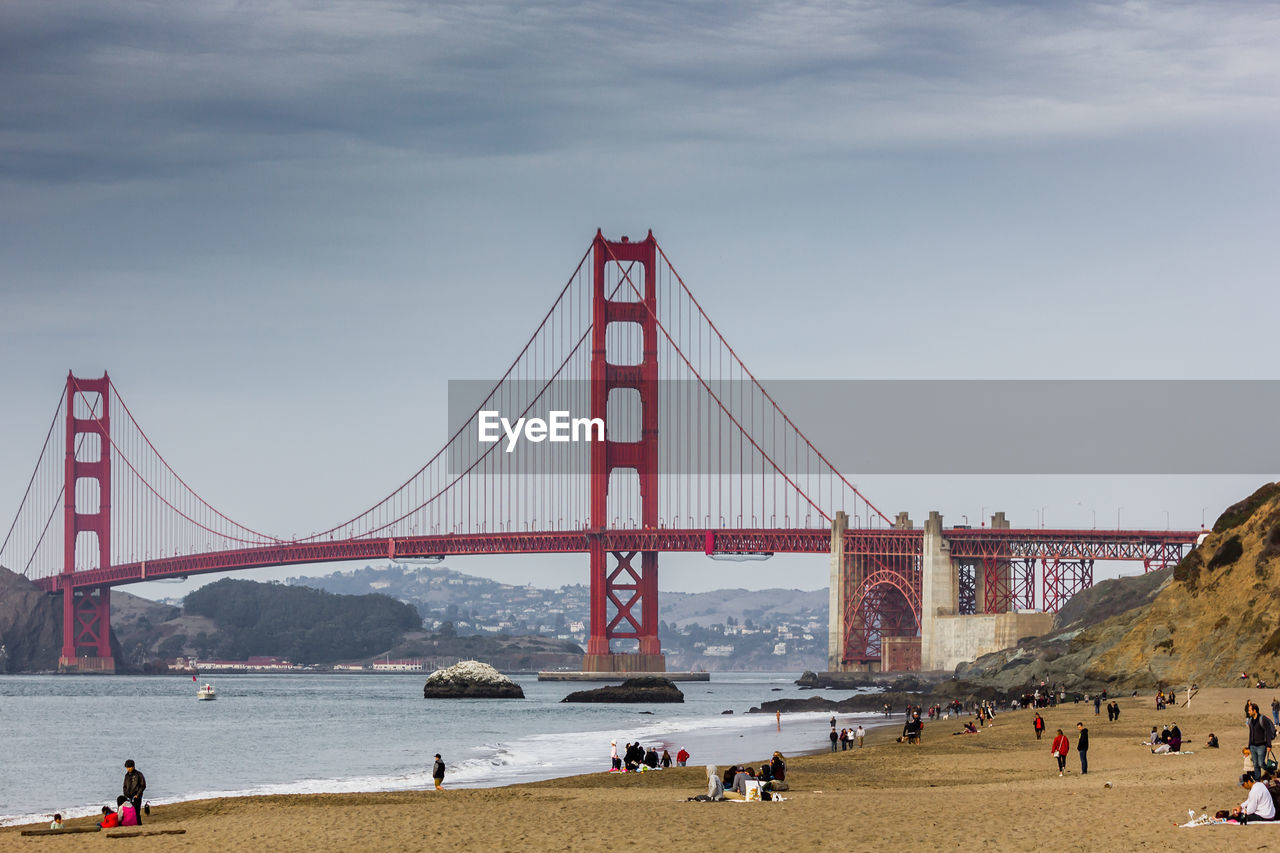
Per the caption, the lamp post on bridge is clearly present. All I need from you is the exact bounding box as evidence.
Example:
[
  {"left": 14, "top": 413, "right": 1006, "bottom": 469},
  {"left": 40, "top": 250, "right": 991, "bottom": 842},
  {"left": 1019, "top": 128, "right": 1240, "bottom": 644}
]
[{"left": 1117, "top": 506, "right": 1123, "bottom": 530}]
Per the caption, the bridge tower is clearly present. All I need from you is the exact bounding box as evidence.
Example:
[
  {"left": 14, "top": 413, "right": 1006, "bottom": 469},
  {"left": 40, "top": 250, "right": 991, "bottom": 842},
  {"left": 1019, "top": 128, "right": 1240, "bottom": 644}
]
[
  {"left": 583, "top": 230, "right": 665, "bottom": 673},
  {"left": 59, "top": 372, "right": 115, "bottom": 673}
]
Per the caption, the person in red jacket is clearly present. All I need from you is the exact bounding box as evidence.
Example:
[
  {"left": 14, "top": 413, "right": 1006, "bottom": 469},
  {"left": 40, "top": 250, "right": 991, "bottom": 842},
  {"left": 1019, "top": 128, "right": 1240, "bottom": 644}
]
[
  {"left": 676, "top": 747, "right": 690, "bottom": 767},
  {"left": 98, "top": 806, "right": 120, "bottom": 829},
  {"left": 1033, "top": 712, "right": 1045, "bottom": 740},
  {"left": 1051, "top": 729, "right": 1071, "bottom": 776}
]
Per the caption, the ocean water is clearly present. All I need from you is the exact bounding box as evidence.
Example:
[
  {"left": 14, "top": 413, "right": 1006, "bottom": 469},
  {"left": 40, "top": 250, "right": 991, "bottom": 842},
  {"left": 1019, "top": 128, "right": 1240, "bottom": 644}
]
[{"left": 0, "top": 672, "right": 882, "bottom": 826}]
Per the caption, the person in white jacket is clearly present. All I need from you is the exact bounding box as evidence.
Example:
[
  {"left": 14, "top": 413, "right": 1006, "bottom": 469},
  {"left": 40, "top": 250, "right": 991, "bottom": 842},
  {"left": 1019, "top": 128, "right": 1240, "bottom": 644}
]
[{"left": 1232, "top": 774, "right": 1277, "bottom": 823}]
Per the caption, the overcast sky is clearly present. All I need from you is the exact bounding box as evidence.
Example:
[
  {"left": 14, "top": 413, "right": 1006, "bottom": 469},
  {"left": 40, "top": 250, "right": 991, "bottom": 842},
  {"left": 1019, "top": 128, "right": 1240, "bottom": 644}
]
[{"left": 2, "top": 1, "right": 1277, "bottom": 599}]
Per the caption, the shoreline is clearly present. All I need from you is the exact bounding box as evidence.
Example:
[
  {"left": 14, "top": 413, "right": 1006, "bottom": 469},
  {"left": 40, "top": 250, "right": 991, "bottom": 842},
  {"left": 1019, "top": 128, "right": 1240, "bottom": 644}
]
[
  {"left": 10, "top": 687, "right": 1275, "bottom": 849},
  {"left": 0, "top": 702, "right": 878, "bottom": 829}
]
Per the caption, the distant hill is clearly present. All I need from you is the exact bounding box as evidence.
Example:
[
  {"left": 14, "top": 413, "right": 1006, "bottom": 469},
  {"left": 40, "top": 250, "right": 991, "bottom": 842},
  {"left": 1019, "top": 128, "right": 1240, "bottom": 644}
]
[
  {"left": 658, "top": 588, "right": 827, "bottom": 629},
  {"left": 184, "top": 578, "right": 423, "bottom": 663},
  {"left": 286, "top": 563, "right": 831, "bottom": 670},
  {"left": 957, "top": 482, "right": 1280, "bottom": 691}
]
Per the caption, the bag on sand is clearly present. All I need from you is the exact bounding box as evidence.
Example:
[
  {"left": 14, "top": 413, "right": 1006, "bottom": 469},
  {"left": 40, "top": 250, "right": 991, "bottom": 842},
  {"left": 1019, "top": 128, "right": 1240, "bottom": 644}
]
[{"left": 1266, "top": 749, "right": 1278, "bottom": 773}]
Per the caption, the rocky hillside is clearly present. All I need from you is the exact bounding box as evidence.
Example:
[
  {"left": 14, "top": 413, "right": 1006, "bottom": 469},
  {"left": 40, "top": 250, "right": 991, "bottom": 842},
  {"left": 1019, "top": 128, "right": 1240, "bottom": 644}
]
[
  {"left": 0, "top": 566, "right": 63, "bottom": 672},
  {"left": 956, "top": 482, "right": 1280, "bottom": 692}
]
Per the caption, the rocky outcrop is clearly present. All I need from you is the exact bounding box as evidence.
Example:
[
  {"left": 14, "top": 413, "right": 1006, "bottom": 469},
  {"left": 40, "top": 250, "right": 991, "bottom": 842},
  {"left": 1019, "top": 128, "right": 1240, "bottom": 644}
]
[
  {"left": 749, "top": 690, "right": 930, "bottom": 714},
  {"left": 0, "top": 567, "right": 63, "bottom": 673},
  {"left": 562, "top": 676, "right": 684, "bottom": 703},
  {"left": 796, "top": 671, "right": 940, "bottom": 692},
  {"left": 423, "top": 660, "right": 525, "bottom": 698}
]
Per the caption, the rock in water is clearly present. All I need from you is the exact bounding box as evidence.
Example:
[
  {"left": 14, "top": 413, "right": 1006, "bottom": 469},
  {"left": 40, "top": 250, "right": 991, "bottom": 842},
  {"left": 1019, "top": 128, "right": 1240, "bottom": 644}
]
[
  {"left": 423, "top": 660, "right": 524, "bottom": 698},
  {"left": 561, "top": 676, "right": 684, "bottom": 703}
]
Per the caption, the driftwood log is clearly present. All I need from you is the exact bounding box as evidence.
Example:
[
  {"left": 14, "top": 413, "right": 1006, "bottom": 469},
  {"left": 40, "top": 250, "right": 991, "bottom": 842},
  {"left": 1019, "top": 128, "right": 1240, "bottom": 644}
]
[{"left": 106, "top": 828, "right": 187, "bottom": 838}]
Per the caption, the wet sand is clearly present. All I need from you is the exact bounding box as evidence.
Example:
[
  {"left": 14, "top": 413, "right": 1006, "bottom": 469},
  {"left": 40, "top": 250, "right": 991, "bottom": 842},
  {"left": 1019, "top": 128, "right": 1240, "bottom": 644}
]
[{"left": 7, "top": 687, "right": 1274, "bottom": 851}]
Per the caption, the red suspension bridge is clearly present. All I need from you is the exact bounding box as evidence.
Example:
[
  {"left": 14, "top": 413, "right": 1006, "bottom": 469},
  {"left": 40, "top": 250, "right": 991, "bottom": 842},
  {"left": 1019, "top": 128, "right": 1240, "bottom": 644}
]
[{"left": 1, "top": 231, "right": 1200, "bottom": 673}]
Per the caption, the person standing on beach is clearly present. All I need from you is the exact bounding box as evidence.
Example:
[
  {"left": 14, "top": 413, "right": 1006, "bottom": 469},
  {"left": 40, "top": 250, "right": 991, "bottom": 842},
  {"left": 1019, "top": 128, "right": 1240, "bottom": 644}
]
[
  {"left": 829, "top": 727, "right": 839, "bottom": 751},
  {"left": 432, "top": 754, "right": 445, "bottom": 791},
  {"left": 122, "top": 760, "right": 145, "bottom": 824},
  {"left": 610, "top": 740, "right": 620, "bottom": 771},
  {"left": 1246, "top": 701, "right": 1275, "bottom": 780},
  {"left": 676, "top": 747, "right": 689, "bottom": 767},
  {"left": 855, "top": 725, "right": 865, "bottom": 748},
  {"left": 1051, "top": 729, "right": 1069, "bottom": 776},
  {"left": 1272, "top": 697, "right": 1279, "bottom": 726},
  {"left": 1075, "top": 723, "right": 1089, "bottom": 774},
  {"left": 1033, "top": 712, "right": 1045, "bottom": 740}
]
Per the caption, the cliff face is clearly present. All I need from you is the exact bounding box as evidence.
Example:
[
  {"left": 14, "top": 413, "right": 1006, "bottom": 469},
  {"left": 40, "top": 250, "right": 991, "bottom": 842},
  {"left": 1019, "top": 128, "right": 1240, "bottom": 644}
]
[
  {"left": 1088, "top": 482, "right": 1280, "bottom": 685},
  {"left": 956, "top": 482, "right": 1280, "bottom": 691},
  {"left": 0, "top": 566, "right": 63, "bottom": 672}
]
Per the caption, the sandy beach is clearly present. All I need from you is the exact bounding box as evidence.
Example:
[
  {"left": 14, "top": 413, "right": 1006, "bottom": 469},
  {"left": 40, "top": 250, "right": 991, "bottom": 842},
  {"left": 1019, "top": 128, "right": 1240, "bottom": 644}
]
[{"left": 8, "top": 687, "right": 1276, "bottom": 851}]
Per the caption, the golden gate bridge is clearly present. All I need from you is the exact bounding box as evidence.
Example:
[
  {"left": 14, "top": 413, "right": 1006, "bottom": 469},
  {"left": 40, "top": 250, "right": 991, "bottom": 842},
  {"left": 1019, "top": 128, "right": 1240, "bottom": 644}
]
[{"left": 0, "top": 231, "right": 1199, "bottom": 673}]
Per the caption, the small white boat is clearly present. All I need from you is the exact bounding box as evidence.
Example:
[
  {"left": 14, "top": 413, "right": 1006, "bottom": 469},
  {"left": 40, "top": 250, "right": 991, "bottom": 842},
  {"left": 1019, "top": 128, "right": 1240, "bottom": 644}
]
[{"left": 196, "top": 683, "right": 217, "bottom": 701}]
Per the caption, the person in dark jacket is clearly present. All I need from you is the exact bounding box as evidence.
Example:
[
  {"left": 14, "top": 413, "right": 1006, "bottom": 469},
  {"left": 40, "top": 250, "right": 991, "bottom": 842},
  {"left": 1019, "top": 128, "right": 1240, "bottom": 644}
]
[
  {"left": 432, "top": 754, "right": 445, "bottom": 791},
  {"left": 1075, "top": 723, "right": 1089, "bottom": 774},
  {"left": 122, "top": 760, "right": 146, "bottom": 824},
  {"left": 1247, "top": 701, "right": 1276, "bottom": 780},
  {"left": 770, "top": 751, "right": 786, "bottom": 782}
]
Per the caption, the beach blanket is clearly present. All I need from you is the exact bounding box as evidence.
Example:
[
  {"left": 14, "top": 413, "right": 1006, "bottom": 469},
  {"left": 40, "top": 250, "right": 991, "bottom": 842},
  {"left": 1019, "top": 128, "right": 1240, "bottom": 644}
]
[{"left": 1181, "top": 815, "right": 1280, "bottom": 827}]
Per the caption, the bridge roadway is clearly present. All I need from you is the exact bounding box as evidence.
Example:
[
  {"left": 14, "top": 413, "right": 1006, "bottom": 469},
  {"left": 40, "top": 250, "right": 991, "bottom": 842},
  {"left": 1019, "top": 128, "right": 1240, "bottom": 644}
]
[{"left": 33, "top": 526, "right": 1200, "bottom": 592}]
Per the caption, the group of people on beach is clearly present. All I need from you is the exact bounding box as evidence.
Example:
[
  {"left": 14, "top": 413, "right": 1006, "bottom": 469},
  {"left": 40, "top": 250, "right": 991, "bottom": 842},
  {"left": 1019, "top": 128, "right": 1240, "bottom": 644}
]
[
  {"left": 829, "top": 723, "right": 866, "bottom": 750},
  {"left": 1218, "top": 700, "right": 1278, "bottom": 823},
  {"left": 691, "top": 752, "right": 788, "bottom": 803},
  {"left": 82, "top": 759, "right": 147, "bottom": 830},
  {"left": 610, "top": 740, "right": 682, "bottom": 771},
  {"left": 1144, "top": 723, "right": 1182, "bottom": 753}
]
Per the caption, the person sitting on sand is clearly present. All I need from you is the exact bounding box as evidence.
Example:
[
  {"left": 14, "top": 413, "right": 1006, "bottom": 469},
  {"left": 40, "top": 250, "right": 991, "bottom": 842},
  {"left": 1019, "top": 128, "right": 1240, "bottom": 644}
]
[
  {"left": 1143, "top": 726, "right": 1159, "bottom": 746},
  {"left": 643, "top": 747, "right": 659, "bottom": 769},
  {"left": 705, "top": 765, "right": 724, "bottom": 801},
  {"left": 1231, "top": 774, "right": 1277, "bottom": 823},
  {"left": 49, "top": 814, "right": 62, "bottom": 830},
  {"left": 723, "top": 766, "right": 738, "bottom": 789},
  {"left": 1243, "top": 746, "right": 1257, "bottom": 780},
  {"left": 731, "top": 766, "right": 752, "bottom": 795},
  {"left": 625, "top": 742, "right": 644, "bottom": 771},
  {"left": 770, "top": 751, "right": 787, "bottom": 783},
  {"left": 1206, "top": 733, "right": 1219, "bottom": 748},
  {"left": 98, "top": 805, "right": 120, "bottom": 829},
  {"left": 117, "top": 795, "right": 139, "bottom": 826},
  {"left": 1168, "top": 724, "right": 1183, "bottom": 752}
]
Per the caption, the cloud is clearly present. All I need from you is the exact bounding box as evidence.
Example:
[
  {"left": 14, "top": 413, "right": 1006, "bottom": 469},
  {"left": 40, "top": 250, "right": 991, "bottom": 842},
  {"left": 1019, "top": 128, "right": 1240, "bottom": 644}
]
[{"left": 2, "top": 0, "right": 1277, "bottom": 190}]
